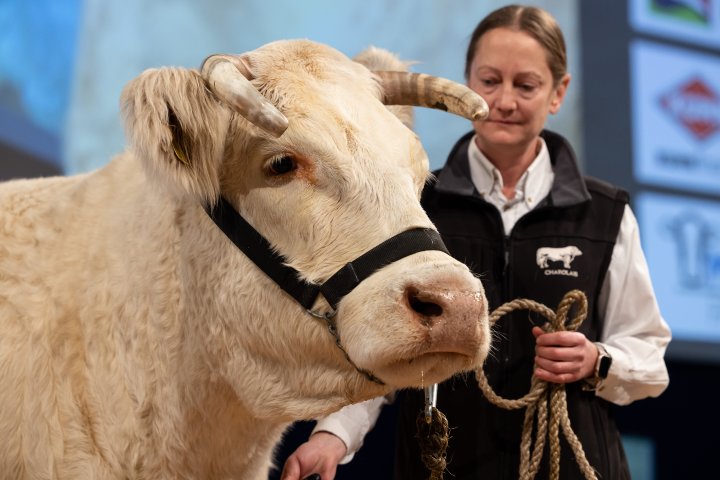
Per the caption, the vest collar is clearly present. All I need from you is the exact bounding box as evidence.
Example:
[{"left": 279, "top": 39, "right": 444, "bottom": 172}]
[{"left": 435, "top": 130, "right": 591, "bottom": 208}]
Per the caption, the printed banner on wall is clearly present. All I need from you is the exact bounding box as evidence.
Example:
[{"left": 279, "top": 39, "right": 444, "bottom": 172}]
[
  {"left": 0, "top": 0, "right": 81, "bottom": 167},
  {"left": 630, "top": 0, "right": 720, "bottom": 50},
  {"left": 637, "top": 191, "right": 720, "bottom": 342},
  {"left": 630, "top": 40, "right": 720, "bottom": 194}
]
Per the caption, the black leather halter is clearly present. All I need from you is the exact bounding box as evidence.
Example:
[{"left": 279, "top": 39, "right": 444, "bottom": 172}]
[{"left": 205, "top": 196, "right": 450, "bottom": 384}]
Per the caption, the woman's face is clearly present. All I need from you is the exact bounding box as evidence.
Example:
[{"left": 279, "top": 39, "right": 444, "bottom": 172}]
[{"left": 467, "top": 27, "right": 569, "bottom": 155}]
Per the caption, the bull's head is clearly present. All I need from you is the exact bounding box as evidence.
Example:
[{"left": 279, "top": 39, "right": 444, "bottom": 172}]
[{"left": 121, "top": 40, "right": 490, "bottom": 417}]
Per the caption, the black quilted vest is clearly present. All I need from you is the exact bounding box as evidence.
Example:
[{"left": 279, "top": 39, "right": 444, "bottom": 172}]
[{"left": 394, "top": 130, "right": 631, "bottom": 480}]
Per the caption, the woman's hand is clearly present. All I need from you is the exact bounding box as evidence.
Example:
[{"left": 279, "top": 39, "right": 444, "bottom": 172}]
[
  {"left": 532, "top": 326, "right": 598, "bottom": 384},
  {"left": 281, "top": 431, "right": 347, "bottom": 480}
]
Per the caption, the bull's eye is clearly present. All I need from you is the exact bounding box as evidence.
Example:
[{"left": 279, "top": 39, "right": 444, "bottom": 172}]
[{"left": 267, "top": 155, "right": 297, "bottom": 176}]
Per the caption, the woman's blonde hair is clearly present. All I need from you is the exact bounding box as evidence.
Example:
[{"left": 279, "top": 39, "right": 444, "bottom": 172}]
[{"left": 464, "top": 4, "right": 567, "bottom": 86}]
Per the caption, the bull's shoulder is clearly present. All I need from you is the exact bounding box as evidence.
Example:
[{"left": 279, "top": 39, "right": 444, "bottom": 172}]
[
  {"left": 0, "top": 154, "right": 151, "bottom": 263},
  {"left": 0, "top": 174, "right": 80, "bottom": 228},
  {"left": 0, "top": 174, "right": 71, "bottom": 199},
  {"left": 0, "top": 155, "right": 144, "bottom": 217}
]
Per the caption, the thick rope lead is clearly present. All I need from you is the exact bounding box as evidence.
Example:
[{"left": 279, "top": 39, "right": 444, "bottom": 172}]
[
  {"left": 416, "top": 406, "right": 449, "bottom": 480},
  {"left": 475, "top": 290, "right": 599, "bottom": 480}
]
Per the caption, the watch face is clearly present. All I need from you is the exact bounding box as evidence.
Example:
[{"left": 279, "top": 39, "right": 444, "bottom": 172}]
[{"left": 598, "top": 355, "right": 612, "bottom": 379}]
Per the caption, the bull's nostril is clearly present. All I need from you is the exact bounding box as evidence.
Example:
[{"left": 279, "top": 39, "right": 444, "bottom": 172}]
[{"left": 407, "top": 288, "right": 444, "bottom": 317}]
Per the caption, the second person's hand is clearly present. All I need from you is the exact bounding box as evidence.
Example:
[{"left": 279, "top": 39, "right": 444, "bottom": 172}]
[{"left": 280, "top": 431, "right": 348, "bottom": 480}]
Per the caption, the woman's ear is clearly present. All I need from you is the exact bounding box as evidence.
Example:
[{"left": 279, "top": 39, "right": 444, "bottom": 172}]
[
  {"left": 549, "top": 73, "right": 571, "bottom": 115},
  {"left": 121, "top": 67, "right": 231, "bottom": 204}
]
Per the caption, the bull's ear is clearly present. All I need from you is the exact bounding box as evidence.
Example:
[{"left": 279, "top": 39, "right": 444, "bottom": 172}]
[
  {"left": 353, "top": 46, "right": 415, "bottom": 130},
  {"left": 121, "top": 67, "right": 230, "bottom": 204}
]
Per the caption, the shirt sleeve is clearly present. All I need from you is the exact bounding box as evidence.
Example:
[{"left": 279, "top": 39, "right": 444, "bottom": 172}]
[
  {"left": 595, "top": 204, "right": 672, "bottom": 405},
  {"left": 312, "top": 395, "right": 389, "bottom": 464}
]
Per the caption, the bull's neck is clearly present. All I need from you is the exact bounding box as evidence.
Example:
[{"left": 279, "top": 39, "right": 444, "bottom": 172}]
[{"left": 162, "top": 378, "right": 289, "bottom": 478}]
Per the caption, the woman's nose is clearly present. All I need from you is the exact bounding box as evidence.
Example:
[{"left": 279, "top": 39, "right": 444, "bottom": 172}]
[{"left": 494, "top": 83, "right": 517, "bottom": 112}]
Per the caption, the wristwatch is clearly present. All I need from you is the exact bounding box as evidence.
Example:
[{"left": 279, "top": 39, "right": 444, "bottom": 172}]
[
  {"left": 583, "top": 342, "right": 612, "bottom": 391},
  {"left": 596, "top": 343, "right": 613, "bottom": 380}
]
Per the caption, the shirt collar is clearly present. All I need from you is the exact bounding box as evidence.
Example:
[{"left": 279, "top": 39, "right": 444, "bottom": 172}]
[{"left": 467, "top": 135, "right": 554, "bottom": 208}]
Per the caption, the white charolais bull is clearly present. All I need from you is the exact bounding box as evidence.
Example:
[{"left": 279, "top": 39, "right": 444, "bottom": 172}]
[
  {"left": 0, "top": 40, "right": 490, "bottom": 479},
  {"left": 536, "top": 246, "right": 583, "bottom": 269}
]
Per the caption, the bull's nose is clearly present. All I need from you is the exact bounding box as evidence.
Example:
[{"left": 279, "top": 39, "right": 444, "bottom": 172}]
[
  {"left": 404, "top": 282, "right": 487, "bottom": 357},
  {"left": 405, "top": 285, "right": 485, "bottom": 326},
  {"left": 406, "top": 286, "right": 444, "bottom": 326}
]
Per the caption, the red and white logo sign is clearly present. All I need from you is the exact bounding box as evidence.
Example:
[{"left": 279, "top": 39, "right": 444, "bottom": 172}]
[{"left": 659, "top": 76, "right": 720, "bottom": 141}]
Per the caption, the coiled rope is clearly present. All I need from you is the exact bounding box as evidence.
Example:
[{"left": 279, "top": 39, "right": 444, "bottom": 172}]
[{"left": 417, "top": 289, "right": 598, "bottom": 480}]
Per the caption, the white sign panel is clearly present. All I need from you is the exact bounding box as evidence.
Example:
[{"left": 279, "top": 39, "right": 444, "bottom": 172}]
[
  {"left": 636, "top": 192, "right": 720, "bottom": 342},
  {"left": 630, "top": 0, "right": 720, "bottom": 49},
  {"left": 631, "top": 40, "right": 720, "bottom": 194}
]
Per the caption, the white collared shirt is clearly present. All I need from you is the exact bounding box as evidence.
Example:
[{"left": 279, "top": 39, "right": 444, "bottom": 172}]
[{"left": 468, "top": 135, "right": 554, "bottom": 235}]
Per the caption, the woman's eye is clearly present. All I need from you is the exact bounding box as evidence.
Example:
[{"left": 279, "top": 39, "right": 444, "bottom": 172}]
[{"left": 267, "top": 156, "right": 297, "bottom": 176}]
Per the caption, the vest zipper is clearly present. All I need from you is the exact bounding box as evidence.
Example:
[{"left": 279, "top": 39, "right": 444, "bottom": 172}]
[{"left": 503, "top": 234, "right": 511, "bottom": 274}]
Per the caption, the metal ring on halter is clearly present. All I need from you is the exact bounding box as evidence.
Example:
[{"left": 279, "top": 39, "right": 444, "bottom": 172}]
[{"left": 306, "top": 308, "right": 337, "bottom": 320}]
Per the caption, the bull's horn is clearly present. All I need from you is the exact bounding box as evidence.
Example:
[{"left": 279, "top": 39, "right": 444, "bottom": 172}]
[
  {"left": 201, "top": 54, "right": 289, "bottom": 137},
  {"left": 373, "top": 71, "right": 489, "bottom": 122}
]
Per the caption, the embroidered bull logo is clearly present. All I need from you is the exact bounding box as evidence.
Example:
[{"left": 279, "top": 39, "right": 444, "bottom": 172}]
[{"left": 536, "top": 246, "right": 583, "bottom": 269}]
